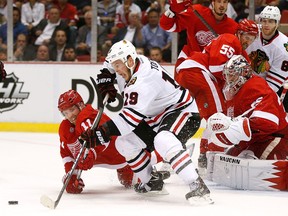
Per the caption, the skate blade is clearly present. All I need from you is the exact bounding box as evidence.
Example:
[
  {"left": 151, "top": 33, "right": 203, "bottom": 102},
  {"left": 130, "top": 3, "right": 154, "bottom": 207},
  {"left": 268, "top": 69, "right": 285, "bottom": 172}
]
[
  {"left": 139, "top": 186, "right": 169, "bottom": 196},
  {"left": 187, "top": 194, "right": 214, "bottom": 206}
]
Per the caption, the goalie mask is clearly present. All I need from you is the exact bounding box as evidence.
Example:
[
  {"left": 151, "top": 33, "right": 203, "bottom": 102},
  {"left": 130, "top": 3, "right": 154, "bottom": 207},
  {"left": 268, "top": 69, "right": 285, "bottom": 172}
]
[
  {"left": 106, "top": 40, "right": 138, "bottom": 73},
  {"left": 58, "top": 90, "right": 83, "bottom": 112},
  {"left": 222, "top": 55, "right": 253, "bottom": 100}
]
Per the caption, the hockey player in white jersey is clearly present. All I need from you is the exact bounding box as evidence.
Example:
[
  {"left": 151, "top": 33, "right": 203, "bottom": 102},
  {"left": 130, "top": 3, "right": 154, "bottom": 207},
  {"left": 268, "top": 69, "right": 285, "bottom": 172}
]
[
  {"left": 246, "top": 6, "right": 288, "bottom": 112},
  {"left": 81, "top": 40, "right": 213, "bottom": 205}
]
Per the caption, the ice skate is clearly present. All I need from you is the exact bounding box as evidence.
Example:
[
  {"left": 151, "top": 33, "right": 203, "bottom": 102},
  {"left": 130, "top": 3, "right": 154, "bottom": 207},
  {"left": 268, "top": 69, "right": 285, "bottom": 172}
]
[
  {"left": 159, "top": 160, "right": 174, "bottom": 174},
  {"left": 185, "top": 176, "right": 214, "bottom": 205},
  {"left": 134, "top": 170, "right": 169, "bottom": 195}
]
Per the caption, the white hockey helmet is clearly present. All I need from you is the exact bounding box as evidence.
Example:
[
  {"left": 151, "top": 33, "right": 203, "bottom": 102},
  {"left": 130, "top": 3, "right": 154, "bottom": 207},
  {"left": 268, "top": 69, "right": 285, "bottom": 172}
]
[
  {"left": 259, "top": 6, "right": 281, "bottom": 22},
  {"left": 106, "top": 40, "right": 138, "bottom": 66},
  {"left": 222, "top": 55, "right": 253, "bottom": 100}
]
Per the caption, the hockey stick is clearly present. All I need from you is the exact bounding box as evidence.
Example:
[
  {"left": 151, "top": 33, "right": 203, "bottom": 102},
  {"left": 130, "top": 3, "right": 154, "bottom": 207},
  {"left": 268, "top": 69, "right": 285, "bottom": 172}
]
[
  {"left": 40, "top": 77, "right": 109, "bottom": 209},
  {"left": 280, "top": 79, "right": 288, "bottom": 103},
  {"left": 192, "top": 8, "right": 218, "bottom": 37}
]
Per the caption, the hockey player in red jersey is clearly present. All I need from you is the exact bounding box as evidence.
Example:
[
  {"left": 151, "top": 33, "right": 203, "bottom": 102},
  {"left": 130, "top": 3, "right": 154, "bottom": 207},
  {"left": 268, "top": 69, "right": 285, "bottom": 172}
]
[
  {"left": 81, "top": 40, "right": 213, "bottom": 205},
  {"left": 160, "top": 0, "right": 238, "bottom": 56},
  {"left": 206, "top": 55, "right": 288, "bottom": 190},
  {"left": 58, "top": 90, "right": 136, "bottom": 193},
  {"left": 174, "top": 19, "right": 258, "bottom": 173}
]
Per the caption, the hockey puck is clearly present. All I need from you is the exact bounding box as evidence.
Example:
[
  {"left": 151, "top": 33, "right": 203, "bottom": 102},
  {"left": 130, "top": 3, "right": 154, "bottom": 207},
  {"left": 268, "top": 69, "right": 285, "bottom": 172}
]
[{"left": 8, "top": 201, "right": 18, "bottom": 205}]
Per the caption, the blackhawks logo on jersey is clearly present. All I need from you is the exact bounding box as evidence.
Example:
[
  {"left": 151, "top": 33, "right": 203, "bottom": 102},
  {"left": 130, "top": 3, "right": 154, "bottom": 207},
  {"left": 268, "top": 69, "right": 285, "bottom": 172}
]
[
  {"left": 284, "top": 42, "right": 288, "bottom": 52},
  {"left": 249, "top": 49, "right": 271, "bottom": 74}
]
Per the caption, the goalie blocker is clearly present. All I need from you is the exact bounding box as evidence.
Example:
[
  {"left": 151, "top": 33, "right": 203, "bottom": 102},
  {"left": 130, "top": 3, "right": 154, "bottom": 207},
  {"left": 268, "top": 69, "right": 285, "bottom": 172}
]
[{"left": 206, "top": 151, "right": 288, "bottom": 191}]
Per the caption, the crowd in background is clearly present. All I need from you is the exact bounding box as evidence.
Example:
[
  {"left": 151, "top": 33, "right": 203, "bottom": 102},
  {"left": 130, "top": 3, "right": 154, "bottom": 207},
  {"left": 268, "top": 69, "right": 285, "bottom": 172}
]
[{"left": 0, "top": 0, "right": 287, "bottom": 63}]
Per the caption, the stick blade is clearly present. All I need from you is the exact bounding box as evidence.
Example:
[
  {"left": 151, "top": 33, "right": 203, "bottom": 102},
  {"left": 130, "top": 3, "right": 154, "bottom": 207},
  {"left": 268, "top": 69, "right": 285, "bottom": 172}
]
[{"left": 40, "top": 195, "right": 56, "bottom": 209}]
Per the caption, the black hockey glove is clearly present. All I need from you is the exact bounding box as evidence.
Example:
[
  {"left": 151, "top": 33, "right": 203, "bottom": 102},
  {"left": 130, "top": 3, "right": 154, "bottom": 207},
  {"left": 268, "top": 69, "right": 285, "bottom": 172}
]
[
  {"left": 97, "top": 68, "right": 117, "bottom": 103},
  {"left": 80, "top": 126, "right": 110, "bottom": 148},
  {"left": 0, "top": 61, "right": 7, "bottom": 82}
]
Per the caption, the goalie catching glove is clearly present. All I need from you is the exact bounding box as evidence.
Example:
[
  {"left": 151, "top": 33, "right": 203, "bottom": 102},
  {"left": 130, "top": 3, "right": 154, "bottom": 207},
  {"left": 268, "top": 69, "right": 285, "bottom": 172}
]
[
  {"left": 63, "top": 174, "right": 85, "bottom": 194},
  {"left": 207, "top": 112, "right": 252, "bottom": 148},
  {"left": 97, "top": 68, "right": 117, "bottom": 103},
  {"left": 80, "top": 126, "right": 110, "bottom": 148}
]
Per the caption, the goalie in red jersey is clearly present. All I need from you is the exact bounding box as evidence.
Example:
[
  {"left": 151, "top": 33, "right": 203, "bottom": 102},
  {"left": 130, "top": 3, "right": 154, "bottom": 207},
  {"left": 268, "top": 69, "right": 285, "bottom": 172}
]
[
  {"left": 58, "top": 90, "right": 164, "bottom": 194},
  {"left": 206, "top": 55, "right": 288, "bottom": 191}
]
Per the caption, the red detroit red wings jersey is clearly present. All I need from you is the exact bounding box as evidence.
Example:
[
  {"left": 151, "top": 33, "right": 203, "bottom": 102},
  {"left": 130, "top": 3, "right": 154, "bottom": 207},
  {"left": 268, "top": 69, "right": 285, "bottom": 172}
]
[
  {"left": 160, "top": 4, "right": 238, "bottom": 54},
  {"left": 203, "top": 33, "right": 250, "bottom": 88},
  {"left": 226, "top": 75, "right": 288, "bottom": 144},
  {"left": 59, "top": 104, "right": 127, "bottom": 173}
]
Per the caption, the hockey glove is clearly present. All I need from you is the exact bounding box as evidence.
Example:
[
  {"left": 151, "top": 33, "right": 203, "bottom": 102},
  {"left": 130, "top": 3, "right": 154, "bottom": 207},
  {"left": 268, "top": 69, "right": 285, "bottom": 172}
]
[
  {"left": 210, "top": 117, "right": 252, "bottom": 148},
  {"left": 77, "top": 149, "right": 96, "bottom": 170},
  {"left": 169, "top": 0, "right": 192, "bottom": 14},
  {"left": 97, "top": 68, "right": 117, "bottom": 103},
  {"left": 63, "top": 174, "right": 85, "bottom": 194},
  {"left": 80, "top": 126, "right": 110, "bottom": 148},
  {"left": 0, "top": 61, "right": 7, "bottom": 82}
]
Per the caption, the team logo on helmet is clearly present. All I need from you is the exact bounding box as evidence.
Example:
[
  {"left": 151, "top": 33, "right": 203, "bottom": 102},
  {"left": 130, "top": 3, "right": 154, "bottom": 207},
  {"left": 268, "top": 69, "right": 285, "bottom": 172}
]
[
  {"left": 0, "top": 73, "right": 30, "bottom": 113},
  {"left": 248, "top": 49, "right": 271, "bottom": 74}
]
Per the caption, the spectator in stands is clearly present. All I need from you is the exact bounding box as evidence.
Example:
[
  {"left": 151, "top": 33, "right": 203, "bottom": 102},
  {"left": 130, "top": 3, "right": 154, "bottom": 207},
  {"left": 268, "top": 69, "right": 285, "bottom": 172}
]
[
  {"left": 63, "top": 45, "right": 77, "bottom": 62},
  {"left": 32, "top": 6, "right": 70, "bottom": 46},
  {"left": 142, "top": 8, "right": 172, "bottom": 62},
  {"left": 76, "top": 10, "right": 108, "bottom": 56},
  {"left": 49, "top": 29, "right": 68, "bottom": 61},
  {"left": 13, "top": 33, "right": 36, "bottom": 61},
  {"left": 136, "top": 47, "right": 145, "bottom": 55},
  {"left": 0, "top": 6, "right": 28, "bottom": 49},
  {"left": 0, "top": 0, "right": 7, "bottom": 22},
  {"left": 98, "top": 0, "right": 120, "bottom": 33},
  {"left": 149, "top": 46, "right": 165, "bottom": 63},
  {"left": 34, "top": 44, "right": 50, "bottom": 61},
  {"left": 0, "top": 47, "right": 6, "bottom": 61},
  {"left": 279, "top": 0, "right": 288, "bottom": 12},
  {"left": 113, "top": 0, "right": 142, "bottom": 31},
  {"left": 112, "top": 11, "right": 143, "bottom": 47},
  {"left": 21, "top": 0, "right": 45, "bottom": 32},
  {"left": 55, "top": 0, "right": 78, "bottom": 26}
]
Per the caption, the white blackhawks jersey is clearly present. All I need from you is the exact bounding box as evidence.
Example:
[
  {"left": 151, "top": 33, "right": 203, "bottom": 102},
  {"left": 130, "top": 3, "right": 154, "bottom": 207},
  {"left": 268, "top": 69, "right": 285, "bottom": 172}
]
[
  {"left": 106, "top": 55, "right": 198, "bottom": 135},
  {"left": 246, "top": 29, "right": 288, "bottom": 92}
]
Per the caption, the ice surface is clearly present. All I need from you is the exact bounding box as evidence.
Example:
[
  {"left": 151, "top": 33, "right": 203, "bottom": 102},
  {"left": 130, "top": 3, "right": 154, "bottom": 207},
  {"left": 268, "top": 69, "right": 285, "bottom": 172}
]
[{"left": 1, "top": 132, "right": 287, "bottom": 216}]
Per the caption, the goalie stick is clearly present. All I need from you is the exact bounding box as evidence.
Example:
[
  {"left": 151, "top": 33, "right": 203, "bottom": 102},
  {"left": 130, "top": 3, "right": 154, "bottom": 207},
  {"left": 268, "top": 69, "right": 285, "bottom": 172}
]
[{"left": 40, "top": 77, "right": 109, "bottom": 209}]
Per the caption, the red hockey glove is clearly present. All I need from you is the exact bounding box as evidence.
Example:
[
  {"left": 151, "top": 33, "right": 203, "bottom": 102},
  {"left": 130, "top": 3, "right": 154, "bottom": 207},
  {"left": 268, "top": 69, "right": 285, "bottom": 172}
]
[
  {"left": 169, "top": 0, "right": 192, "bottom": 14},
  {"left": 63, "top": 174, "right": 85, "bottom": 194},
  {"left": 97, "top": 68, "right": 117, "bottom": 103},
  {"left": 80, "top": 126, "right": 110, "bottom": 148},
  {"left": 0, "top": 61, "right": 7, "bottom": 82},
  {"left": 77, "top": 149, "right": 96, "bottom": 170}
]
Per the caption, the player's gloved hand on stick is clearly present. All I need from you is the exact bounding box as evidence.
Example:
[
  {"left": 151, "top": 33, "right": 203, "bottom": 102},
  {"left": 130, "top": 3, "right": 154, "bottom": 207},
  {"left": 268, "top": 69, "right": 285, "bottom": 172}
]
[
  {"left": 0, "top": 61, "right": 7, "bottom": 82},
  {"left": 169, "top": 0, "right": 192, "bottom": 14},
  {"left": 97, "top": 68, "right": 117, "bottom": 103},
  {"left": 63, "top": 174, "right": 85, "bottom": 194},
  {"left": 77, "top": 149, "right": 96, "bottom": 170},
  {"left": 80, "top": 126, "right": 110, "bottom": 148}
]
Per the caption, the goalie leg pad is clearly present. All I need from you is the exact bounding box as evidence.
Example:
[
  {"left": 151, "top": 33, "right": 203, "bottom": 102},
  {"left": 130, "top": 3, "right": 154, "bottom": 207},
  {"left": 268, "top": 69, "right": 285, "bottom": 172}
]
[{"left": 211, "top": 153, "right": 288, "bottom": 191}]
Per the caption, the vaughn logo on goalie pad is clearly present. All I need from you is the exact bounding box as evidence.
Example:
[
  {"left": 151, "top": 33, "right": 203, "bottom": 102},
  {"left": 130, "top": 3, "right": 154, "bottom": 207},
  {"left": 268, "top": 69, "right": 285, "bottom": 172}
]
[
  {"left": 0, "top": 73, "right": 30, "bottom": 113},
  {"left": 219, "top": 156, "right": 241, "bottom": 164}
]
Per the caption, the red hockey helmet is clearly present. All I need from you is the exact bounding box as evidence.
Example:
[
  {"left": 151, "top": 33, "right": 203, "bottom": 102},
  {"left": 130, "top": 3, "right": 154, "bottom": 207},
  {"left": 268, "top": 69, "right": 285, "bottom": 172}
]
[
  {"left": 58, "top": 90, "right": 83, "bottom": 112},
  {"left": 237, "top": 19, "right": 259, "bottom": 36}
]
